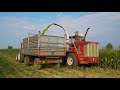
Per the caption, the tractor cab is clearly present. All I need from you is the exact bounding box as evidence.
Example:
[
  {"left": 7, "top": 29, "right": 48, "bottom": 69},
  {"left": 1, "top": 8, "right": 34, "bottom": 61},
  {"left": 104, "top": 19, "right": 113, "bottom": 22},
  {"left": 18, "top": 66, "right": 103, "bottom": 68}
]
[
  {"left": 69, "top": 31, "right": 85, "bottom": 49},
  {"left": 69, "top": 31, "right": 86, "bottom": 43},
  {"left": 68, "top": 28, "right": 90, "bottom": 49},
  {"left": 69, "top": 35, "right": 84, "bottom": 51},
  {"left": 69, "top": 35, "right": 85, "bottom": 43}
]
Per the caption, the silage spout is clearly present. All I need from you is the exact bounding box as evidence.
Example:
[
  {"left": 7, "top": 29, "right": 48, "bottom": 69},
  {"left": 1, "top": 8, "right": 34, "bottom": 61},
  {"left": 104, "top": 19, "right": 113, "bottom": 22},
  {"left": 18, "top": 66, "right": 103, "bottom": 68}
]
[
  {"left": 40, "top": 22, "right": 70, "bottom": 51},
  {"left": 40, "top": 22, "right": 69, "bottom": 41}
]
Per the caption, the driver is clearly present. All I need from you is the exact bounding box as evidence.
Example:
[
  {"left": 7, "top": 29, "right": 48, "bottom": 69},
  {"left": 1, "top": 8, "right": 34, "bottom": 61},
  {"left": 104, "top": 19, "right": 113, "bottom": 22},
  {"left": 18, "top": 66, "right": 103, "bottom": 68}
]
[
  {"left": 74, "top": 31, "right": 79, "bottom": 42},
  {"left": 74, "top": 31, "right": 80, "bottom": 51}
]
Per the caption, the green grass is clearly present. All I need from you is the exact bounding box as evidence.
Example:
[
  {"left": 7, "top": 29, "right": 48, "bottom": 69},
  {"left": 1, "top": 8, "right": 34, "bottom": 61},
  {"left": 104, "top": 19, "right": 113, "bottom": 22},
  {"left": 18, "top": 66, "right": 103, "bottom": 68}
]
[{"left": 0, "top": 49, "right": 120, "bottom": 78}]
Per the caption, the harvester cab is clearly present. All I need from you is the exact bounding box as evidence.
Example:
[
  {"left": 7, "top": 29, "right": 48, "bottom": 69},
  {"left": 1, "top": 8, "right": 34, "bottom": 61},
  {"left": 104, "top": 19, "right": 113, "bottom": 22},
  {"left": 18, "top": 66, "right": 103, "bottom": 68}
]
[
  {"left": 69, "top": 28, "right": 90, "bottom": 50},
  {"left": 69, "top": 28, "right": 90, "bottom": 43}
]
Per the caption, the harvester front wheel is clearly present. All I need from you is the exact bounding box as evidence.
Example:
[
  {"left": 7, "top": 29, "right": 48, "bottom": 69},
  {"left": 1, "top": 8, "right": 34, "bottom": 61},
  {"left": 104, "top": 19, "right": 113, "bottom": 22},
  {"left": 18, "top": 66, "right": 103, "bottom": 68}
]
[
  {"left": 66, "top": 53, "right": 78, "bottom": 67},
  {"left": 34, "top": 58, "right": 42, "bottom": 70}
]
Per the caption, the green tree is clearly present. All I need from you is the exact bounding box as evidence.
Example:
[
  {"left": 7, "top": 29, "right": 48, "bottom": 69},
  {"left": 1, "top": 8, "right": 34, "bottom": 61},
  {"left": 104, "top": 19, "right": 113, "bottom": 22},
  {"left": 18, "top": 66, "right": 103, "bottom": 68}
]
[
  {"left": 8, "top": 46, "right": 13, "bottom": 49},
  {"left": 106, "top": 43, "right": 113, "bottom": 50},
  {"left": 118, "top": 45, "right": 120, "bottom": 50}
]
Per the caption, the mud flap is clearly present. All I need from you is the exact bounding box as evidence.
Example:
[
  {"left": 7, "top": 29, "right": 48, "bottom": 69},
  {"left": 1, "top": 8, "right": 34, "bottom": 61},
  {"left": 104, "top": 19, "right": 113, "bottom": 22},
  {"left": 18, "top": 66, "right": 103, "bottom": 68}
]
[{"left": 16, "top": 53, "right": 20, "bottom": 61}]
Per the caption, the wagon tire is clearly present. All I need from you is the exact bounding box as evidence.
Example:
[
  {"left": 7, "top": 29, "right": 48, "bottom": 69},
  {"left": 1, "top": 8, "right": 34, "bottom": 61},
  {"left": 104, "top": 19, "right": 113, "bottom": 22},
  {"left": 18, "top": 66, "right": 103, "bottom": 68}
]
[
  {"left": 34, "top": 58, "right": 43, "bottom": 70},
  {"left": 24, "top": 56, "right": 30, "bottom": 66}
]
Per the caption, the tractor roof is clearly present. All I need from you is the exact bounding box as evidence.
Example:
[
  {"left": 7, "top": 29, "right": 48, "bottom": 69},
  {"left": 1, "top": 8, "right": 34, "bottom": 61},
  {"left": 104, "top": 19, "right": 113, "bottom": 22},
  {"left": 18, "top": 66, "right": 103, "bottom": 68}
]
[{"left": 69, "top": 34, "right": 84, "bottom": 38}]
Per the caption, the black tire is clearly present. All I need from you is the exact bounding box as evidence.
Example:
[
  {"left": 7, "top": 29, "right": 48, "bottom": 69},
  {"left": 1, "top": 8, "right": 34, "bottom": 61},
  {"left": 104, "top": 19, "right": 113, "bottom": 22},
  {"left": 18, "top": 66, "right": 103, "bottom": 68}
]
[
  {"left": 84, "top": 64, "right": 92, "bottom": 67},
  {"left": 34, "top": 58, "right": 43, "bottom": 70},
  {"left": 19, "top": 59, "right": 24, "bottom": 63},
  {"left": 62, "top": 57, "right": 66, "bottom": 66},
  {"left": 24, "top": 56, "right": 30, "bottom": 65},
  {"left": 66, "top": 53, "right": 78, "bottom": 67}
]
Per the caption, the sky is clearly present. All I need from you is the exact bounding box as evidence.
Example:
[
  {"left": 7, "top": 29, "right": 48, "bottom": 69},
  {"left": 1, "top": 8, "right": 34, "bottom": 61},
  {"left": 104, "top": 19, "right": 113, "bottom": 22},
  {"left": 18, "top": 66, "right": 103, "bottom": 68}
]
[{"left": 0, "top": 12, "right": 120, "bottom": 49}]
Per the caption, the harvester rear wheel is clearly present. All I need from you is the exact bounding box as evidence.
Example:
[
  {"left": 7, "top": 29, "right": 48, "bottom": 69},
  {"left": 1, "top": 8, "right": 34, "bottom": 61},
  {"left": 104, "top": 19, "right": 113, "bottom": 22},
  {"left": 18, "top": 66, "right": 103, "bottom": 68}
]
[
  {"left": 34, "top": 58, "right": 43, "bottom": 70},
  {"left": 24, "top": 56, "right": 30, "bottom": 66},
  {"left": 66, "top": 53, "right": 78, "bottom": 67}
]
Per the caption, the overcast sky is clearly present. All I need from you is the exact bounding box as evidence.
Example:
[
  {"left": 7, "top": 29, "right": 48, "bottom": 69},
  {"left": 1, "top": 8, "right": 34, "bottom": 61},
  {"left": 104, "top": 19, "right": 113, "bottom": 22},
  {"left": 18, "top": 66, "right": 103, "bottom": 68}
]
[{"left": 0, "top": 12, "right": 119, "bottom": 49}]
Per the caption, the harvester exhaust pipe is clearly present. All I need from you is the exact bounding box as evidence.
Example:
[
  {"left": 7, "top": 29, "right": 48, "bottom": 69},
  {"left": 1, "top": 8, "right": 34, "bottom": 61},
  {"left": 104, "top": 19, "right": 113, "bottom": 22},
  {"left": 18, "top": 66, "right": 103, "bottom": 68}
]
[{"left": 84, "top": 27, "right": 90, "bottom": 40}]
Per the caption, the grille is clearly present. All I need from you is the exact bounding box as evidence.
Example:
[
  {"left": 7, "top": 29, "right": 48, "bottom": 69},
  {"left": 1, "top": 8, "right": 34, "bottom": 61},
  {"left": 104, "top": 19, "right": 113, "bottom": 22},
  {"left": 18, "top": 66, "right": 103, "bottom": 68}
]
[{"left": 84, "top": 43, "right": 99, "bottom": 57}]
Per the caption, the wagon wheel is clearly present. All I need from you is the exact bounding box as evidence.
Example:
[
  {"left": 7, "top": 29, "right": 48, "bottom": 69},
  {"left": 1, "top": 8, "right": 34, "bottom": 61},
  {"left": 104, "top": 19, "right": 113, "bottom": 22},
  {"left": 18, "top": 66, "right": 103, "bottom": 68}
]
[
  {"left": 34, "top": 58, "right": 43, "bottom": 70},
  {"left": 24, "top": 56, "right": 30, "bottom": 65}
]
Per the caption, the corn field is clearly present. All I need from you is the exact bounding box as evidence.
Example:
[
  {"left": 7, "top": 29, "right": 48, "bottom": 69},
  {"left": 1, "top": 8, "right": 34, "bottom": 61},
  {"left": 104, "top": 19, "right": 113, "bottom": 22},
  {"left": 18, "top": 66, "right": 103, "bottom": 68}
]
[
  {"left": 99, "top": 49, "right": 120, "bottom": 69},
  {"left": 0, "top": 49, "right": 120, "bottom": 78}
]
